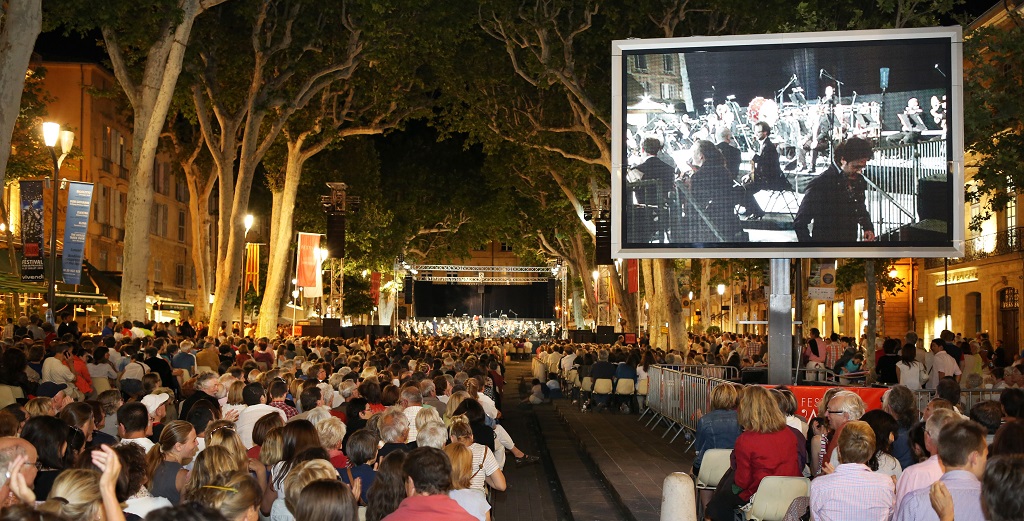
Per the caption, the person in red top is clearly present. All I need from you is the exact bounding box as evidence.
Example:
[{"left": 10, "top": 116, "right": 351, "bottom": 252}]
[
  {"left": 706, "top": 385, "right": 803, "bottom": 521},
  {"left": 381, "top": 447, "right": 476, "bottom": 521},
  {"left": 69, "top": 344, "right": 93, "bottom": 396},
  {"left": 235, "top": 343, "right": 252, "bottom": 366}
]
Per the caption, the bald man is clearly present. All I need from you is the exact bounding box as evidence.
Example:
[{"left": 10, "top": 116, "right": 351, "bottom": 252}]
[{"left": 0, "top": 437, "right": 38, "bottom": 507}]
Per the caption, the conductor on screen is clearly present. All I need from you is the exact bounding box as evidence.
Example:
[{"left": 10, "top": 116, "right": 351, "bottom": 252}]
[{"left": 793, "top": 137, "right": 876, "bottom": 243}]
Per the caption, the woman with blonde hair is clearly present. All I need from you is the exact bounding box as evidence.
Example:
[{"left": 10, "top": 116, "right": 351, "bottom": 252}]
[
  {"left": 25, "top": 397, "right": 54, "bottom": 417},
  {"left": 449, "top": 415, "right": 505, "bottom": 493},
  {"left": 273, "top": 459, "right": 341, "bottom": 521},
  {"left": 36, "top": 445, "right": 124, "bottom": 521},
  {"left": 206, "top": 423, "right": 268, "bottom": 492},
  {"left": 146, "top": 419, "right": 199, "bottom": 505},
  {"left": 182, "top": 445, "right": 237, "bottom": 500},
  {"left": 444, "top": 391, "right": 472, "bottom": 426},
  {"left": 257, "top": 427, "right": 284, "bottom": 468},
  {"left": 444, "top": 442, "right": 491, "bottom": 521},
  {"left": 415, "top": 406, "right": 443, "bottom": 434},
  {"left": 705, "top": 385, "right": 803, "bottom": 521},
  {"left": 224, "top": 380, "right": 247, "bottom": 417},
  {"left": 187, "top": 470, "right": 261, "bottom": 521}
]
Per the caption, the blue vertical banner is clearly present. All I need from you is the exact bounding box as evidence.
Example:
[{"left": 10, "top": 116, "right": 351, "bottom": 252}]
[
  {"left": 61, "top": 181, "right": 94, "bottom": 285},
  {"left": 19, "top": 180, "right": 45, "bottom": 282}
]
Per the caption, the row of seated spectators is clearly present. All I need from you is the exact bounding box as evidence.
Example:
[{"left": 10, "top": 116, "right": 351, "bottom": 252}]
[
  {"left": 0, "top": 331, "right": 541, "bottom": 521},
  {"left": 692, "top": 377, "right": 1024, "bottom": 521}
]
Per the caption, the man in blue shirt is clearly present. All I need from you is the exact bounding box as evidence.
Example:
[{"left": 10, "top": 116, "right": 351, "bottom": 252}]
[
  {"left": 895, "top": 420, "right": 987, "bottom": 521},
  {"left": 171, "top": 340, "right": 197, "bottom": 374},
  {"left": 101, "top": 318, "right": 116, "bottom": 337}
]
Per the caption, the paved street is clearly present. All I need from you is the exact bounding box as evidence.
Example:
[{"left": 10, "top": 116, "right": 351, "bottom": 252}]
[{"left": 493, "top": 361, "right": 694, "bottom": 521}]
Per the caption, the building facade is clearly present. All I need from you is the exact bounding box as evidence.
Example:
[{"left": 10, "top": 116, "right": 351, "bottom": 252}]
[{"left": 17, "top": 61, "right": 199, "bottom": 322}]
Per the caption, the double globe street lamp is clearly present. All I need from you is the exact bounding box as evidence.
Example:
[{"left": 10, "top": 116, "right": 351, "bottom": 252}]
[{"left": 42, "top": 123, "right": 75, "bottom": 325}]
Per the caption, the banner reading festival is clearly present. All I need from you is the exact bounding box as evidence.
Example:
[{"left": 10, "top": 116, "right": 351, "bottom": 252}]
[
  {"left": 19, "top": 180, "right": 44, "bottom": 282},
  {"left": 295, "top": 233, "right": 321, "bottom": 290},
  {"left": 62, "top": 182, "right": 94, "bottom": 285}
]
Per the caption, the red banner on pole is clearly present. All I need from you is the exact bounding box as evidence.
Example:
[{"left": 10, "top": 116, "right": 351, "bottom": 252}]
[
  {"left": 295, "top": 233, "right": 320, "bottom": 289},
  {"left": 627, "top": 259, "right": 639, "bottom": 293},
  {"left": 244, "top": 243, "right": 260, "bottom": 291},
  {"left": 370, "top": 272, "right": 381, "bottom": 301}
]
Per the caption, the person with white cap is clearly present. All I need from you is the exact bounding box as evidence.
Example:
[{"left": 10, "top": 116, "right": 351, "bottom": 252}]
[{"left": 142, "top": 393, "right": 170, "bottom": 441}]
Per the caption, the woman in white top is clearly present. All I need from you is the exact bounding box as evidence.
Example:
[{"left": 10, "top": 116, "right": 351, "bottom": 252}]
[
  {"left": 450, "top": 416, "right": 505, "bottom": 494},
  {"left": 960, "top": 341, "right": 984, "bottom": 383},
  {"left": 444, "top": 442, "right": 492, "bottom": 521},
  {"left": 87, "top": 346, "right": 119, "bottom": 383},
  {"left": 894, "top": 344, "right": 927, "bottom": 390},
  {"left": 861, "top": 409, "right": 903, "bottom": 481}
]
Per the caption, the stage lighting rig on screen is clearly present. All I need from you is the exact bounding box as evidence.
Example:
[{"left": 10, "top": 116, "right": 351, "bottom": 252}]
[{"left": 611, "top": 27, "right": 963, "bottom": 259}]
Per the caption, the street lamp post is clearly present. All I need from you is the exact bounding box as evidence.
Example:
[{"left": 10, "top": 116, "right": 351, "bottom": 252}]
[
  {"left": 42, "top": 123, "right": 74, "bottom": 326},
  {"left": 291, "top": 289, "right": 299, "bottom": 336},
  {"left": 717, "top": 283, "right": 726, "bottom": 332},
  {"left": 290, "top": 277, "right": 299, "bottom": 335},
  {"left": 240, "top": 214, "right": 253, "bottom": 337}
]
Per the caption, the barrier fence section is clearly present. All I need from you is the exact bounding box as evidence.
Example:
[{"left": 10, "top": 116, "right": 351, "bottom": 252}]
[
  {"left": 679, "top": 364, "right": 740, "bottom": 381},
  {"left": 912, "top": 388, "right": 1003, "bottom": 415},
  {"left": 642, "top": 365, "right": 730, "bottom": 444}
]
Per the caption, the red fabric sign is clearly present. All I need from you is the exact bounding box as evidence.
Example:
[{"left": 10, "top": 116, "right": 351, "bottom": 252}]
[
  {"left": 370, "top": 272, "right": 381, "bottom": 302},
  {"left": 295, "top": 233, "right": 321, "bottom": 288},
  {"left": 789, "top": 385, "right": 889, "bottom": 421},
  {"left": 627, "top": 259, "right": 639, "bottom": 293}
]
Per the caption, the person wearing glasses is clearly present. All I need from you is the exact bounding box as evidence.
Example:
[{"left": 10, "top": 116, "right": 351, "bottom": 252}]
[{"left": 820, "top": 391, "right": 866, "bottom": 474}]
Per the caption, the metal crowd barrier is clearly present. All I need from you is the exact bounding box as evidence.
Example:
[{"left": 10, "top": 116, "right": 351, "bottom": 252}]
[
  {"left": 679, "top": 364, "right": 740, "bottom": 381},
  {"left": 912, "top": 388, "right": 1003, "bottom": 416},
  {"left": 793, "top": 367, "right": 840, "bottom": 385},
  {"left": 640, "top": 365, "right": 730, "bottom": 444}
]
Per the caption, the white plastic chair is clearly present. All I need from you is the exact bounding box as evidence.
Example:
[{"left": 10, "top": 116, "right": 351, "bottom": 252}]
[
  {"left": 694, "top": 448, "right": 733, "bottom": 519},
  {"left": 92, "top": 377, "right": 112, "bottom": 395},
  {"left": 0, "top": 386, "right": 17, "bottom": 408},
  {"left": 592, "top": 378, "right": 614, "bottom": 395},
  {"left": 745, "top": 476, "right": 810, "bottom": 521}
]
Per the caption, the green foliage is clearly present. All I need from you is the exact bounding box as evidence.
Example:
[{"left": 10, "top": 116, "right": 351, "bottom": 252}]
[
  {"left": 342, "top": 273, "right": 373, "bottom": 317},
  {"left": 963, "top": 22, "right": 1024, "bottom": 230},
  {"left": 6, "top": 68, "right": 54, "bottom": 183},
  {"left": 835, "top": 258, "right": 905, "bottom": 295}
]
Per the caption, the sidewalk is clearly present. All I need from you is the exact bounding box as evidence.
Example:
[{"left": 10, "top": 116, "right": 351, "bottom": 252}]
[
  {"left": 495, "top": 361, "right": 695, "bottom": 521},
  {"left": 551, "top": 397, "right": 694, "bottom": 521}
]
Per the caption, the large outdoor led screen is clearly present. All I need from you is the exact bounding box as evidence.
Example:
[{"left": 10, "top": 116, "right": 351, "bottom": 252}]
[{"left": 611, "top": 27, "right": 963, "bottom": 258}]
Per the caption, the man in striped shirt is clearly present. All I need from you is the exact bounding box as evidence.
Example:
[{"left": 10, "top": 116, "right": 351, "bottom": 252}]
[{"left": 810, "top": 420, "right": 895, "bottom": 521}]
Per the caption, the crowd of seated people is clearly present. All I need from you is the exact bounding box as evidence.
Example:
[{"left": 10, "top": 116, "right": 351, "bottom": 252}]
[
  {"left": 684, "top": 374, "right": 1024, "bottom": 520},
  {"left": 0, "top": 314, "right": 560, "bottom": 521}
]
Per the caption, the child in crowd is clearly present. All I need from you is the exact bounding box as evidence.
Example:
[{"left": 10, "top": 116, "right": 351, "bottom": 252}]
[
  {"left": 545, "top": 372, "right": 562, "bottom": 399},
  {"left": 522, "top": 379, "right": 547, "bottom": 405}
]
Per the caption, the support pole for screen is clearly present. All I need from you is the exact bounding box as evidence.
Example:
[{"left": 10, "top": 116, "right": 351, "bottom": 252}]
[{"left": 768, "top": 258, "right": 794, "bottom": 385}]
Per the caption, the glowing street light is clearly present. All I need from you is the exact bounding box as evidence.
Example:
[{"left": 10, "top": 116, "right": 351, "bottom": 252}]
[
  {"left": 42, "top": 122, "right": 74, "bottom": 325},
  {"left": 240, "top": 214, "right": 254, "bottom": 337},
  {"left": 717, "top": 284, "right": 726, "bottom": 331}
]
